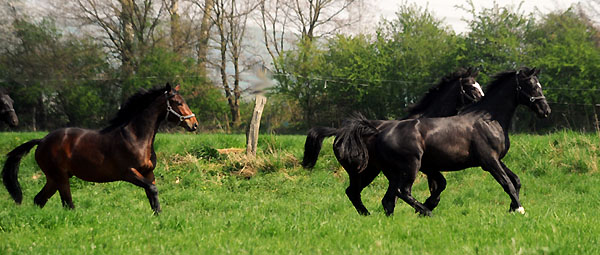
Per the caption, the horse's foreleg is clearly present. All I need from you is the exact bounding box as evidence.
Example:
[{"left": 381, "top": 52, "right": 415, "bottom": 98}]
[
  {"left": 500, "top": 162, "right": 521, "bottom": 210},
  {"left": 56, "top": 179, "right": 74, "bottom": 209},
  {"left": 124, "top": 168, "right": 161, "bottom": 214},
  {"left": 481, "top": 159, "right": 524, "bottom": 214},
  {"left": 143, "top": 172, "right": 161, "bottom": 214},
  {"left": 346, "top": 167, "right": 379, "bottom": 216},
  {"left": 423, "top": 171, "right": 447, "bottom": 211},
  {"left": 396, "top": 179, "right": 432, "bottom": 217}
]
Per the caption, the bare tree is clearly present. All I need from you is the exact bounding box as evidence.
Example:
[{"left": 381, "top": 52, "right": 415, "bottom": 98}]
[
  {"left": 190, "top": 0, "right": 215, "bottom": 74},
  {"left": 63, "top": 0, "right": 164, "bottom": 95},
  {"left": 258, "top": 0, "right": 361, "bottom": 71},
  {"left": 209, "top": 0, "right": 257, "bottom": 129}
]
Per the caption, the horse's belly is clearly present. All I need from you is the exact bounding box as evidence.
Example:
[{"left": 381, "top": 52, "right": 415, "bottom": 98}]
[{"left": 421, "top": 144, "right": 473, "bottom": 170}]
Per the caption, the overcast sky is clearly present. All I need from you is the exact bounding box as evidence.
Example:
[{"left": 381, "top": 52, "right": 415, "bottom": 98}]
[{"left": 374, "top": 0, "right": 584, "bottom": 34}]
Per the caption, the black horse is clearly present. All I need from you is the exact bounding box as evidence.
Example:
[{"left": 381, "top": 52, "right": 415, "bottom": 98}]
[
  {"left": 336, "top": 67, "right": 550, "bottom": 216},
  {"left": 302, "top": 68, "right": 484, "bottom": 169},
  {"left": 0, "top": 88, "right": 18, "bottom": 127}
]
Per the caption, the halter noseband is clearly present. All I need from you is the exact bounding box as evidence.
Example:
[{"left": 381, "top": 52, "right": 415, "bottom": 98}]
[
  {"left": 0, "top": 108, "right": 15, "bottom": 114},
  {"left": 515, "top": 71, "right": 545, "bottom": 103},
  {"left": 164, "top": 92, "right": 195, "bottom": 122}
]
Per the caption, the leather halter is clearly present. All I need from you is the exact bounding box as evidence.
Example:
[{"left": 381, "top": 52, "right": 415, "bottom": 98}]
[
  {"left": 164, "top": 92, "right": 195, "bottom": 122},
  {"left": 515, "top": 71, "right": 545, "bottom": 103}
]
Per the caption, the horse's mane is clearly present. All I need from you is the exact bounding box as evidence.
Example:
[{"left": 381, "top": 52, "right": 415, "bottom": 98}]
[
  {"left": 459, "top": 67, "right": 532, "bottom": 114},
  {"left": 406, "top": 68, "right": 471, "bottom": 115},
  {"left": 100, "top": 86, "right": 169, "bottom": 133},
  {"left": 480, "top": 67, "right": 536, "bottom": 96}
]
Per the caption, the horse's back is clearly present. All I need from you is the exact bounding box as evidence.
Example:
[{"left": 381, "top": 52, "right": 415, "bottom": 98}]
[
  {"left": 35, "top": 128, "right": 117, "bottom": 181},
  {"left": 375, "top": 119, "right": 424, "bottom": 161}
]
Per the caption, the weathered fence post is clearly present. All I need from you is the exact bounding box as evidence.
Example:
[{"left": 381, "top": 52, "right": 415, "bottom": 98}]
[
  {"left": 246, "top": 94, "right": 267, "bottom": 157},
  {"left": 245, "top": 68, "right": 272, "bottom": 158}
]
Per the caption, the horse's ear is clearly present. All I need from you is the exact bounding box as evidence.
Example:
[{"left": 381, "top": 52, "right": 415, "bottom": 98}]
[
  {"left": 533, "top": 67, "right": 541, "bottom": 76},
  {"left": 175, "top": 84, "right": 181, "bottom": 92},
  {"left": 527, "top": 67, "right": 537, "bottom": 76},
  {"left": 166, "top": 82, "right": 172, "bottom": 92},
  {"left": 471, "top": 68, "right": 479, "bottom": 78}
]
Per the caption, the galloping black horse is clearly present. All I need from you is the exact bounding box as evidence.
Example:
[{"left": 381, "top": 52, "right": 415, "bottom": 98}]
[
  {"left": 0, "top": 88, "right": 18, "bottom": 127},
  {"left": 302, "top": 68, "right": 484, "bottom": 215},
  {"left": 2, "top": 84, "right": 198, "bottom": 214},
  {"left": 302, "top": 68, "right": 484, "bottom": 169},
  {"left": 336, "top": 67, "right": 550, "bottom": 216}
]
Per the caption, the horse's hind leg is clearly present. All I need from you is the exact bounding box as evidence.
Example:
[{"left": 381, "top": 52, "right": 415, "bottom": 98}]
[
  {"left": 383, "top": 158, "right": 432, "bottom": 217},
  {"left": 346, "top": 166, "right": 379, "bottom": 216},
  {"left": 423, "top": 171, "right": 447, "bottom": 211},
  {"left": 33, "top": 179, "right": 58, "bottom": 208}
]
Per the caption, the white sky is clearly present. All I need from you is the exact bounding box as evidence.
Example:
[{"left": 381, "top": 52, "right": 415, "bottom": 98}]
[{"left": 374, "top": 0, "right": 584, "bottom": 34}]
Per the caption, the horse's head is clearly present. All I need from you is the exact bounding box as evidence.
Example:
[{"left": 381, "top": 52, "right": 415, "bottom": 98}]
[
  {"left": 1, "top": 91, "right": 18, "bottom": 127},
  {"left": 165, "top": 83, "right": 198, "bottom": 131},
  {"left": 516, "top": 67, "right": 551, "bottom": 118},
  {"left": 458, "top": 67, "right": 484, "bottom": 106}
]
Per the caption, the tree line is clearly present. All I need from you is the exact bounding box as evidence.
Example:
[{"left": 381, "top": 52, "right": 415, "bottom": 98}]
[{"left": 1, "top": 1, "right": 599, "bottom": 133}]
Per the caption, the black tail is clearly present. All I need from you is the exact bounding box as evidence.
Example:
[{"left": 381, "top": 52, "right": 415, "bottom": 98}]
[
  {"left": 333, "top": 114, "right": 379, "bottom": 174},
  {"left": 2, "top": 139, "right": 41, "bottom": 204},
  {"left": 302, "top": 126, "right": 338, "bottom": 169}
]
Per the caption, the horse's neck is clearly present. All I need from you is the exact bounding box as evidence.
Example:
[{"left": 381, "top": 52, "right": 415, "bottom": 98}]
[
  {"left": 477, "top": 82, "right": 519, "bottom": 131},
  {"left": 406, "top": 86, "right": 458, "bottom": 119},
  {"left": 123, "top": 98, "right": 165, "bottom": 145}
]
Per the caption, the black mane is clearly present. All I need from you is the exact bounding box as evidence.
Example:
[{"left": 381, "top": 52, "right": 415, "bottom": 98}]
[
  {"left": 481, "top": 67, "right": 534, "bottom": 96},
  {"left": 406, "top": 68, "right": 471, "bottom": 115},
  {"left": 100, "top": 86, "right": 169, "bottom": 133}
]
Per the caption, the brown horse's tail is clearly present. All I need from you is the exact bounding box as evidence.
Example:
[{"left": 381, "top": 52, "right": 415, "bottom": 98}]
[
  {"left": 333, "top": 114, "right": 379, "bottom": 174},
  {"left": 302, "top": 126, "right": 338, "bottom": 169},
  {"left": 2, "top": 139, "right": 41, "bottom": 204}
]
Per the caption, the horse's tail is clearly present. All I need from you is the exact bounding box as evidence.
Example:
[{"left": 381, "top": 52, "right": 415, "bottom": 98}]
[
  {"left": 2, "top": 139, "right": 41, "bottom": 204},
  {"left": 333, "top": 114, "right": 379, "bottom": 174},
  {"left": 302, "top": 126, "right": 338, "bottom": 169}
]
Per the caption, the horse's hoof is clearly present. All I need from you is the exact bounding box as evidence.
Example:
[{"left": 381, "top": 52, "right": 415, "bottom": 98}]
[
  {"left": 515, "top": 207, "right": 525, "bottom": 214},
  {"left": 358, "top": 210, "right": 371, "bottom": 216}
]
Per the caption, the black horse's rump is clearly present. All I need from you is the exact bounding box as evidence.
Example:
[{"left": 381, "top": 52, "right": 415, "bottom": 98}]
[
  {"left": 332, "top": 114, "right": 378, "bottom": 173},
  {"left": 338, "top": 67, "right": 550, "bottom": 216}
]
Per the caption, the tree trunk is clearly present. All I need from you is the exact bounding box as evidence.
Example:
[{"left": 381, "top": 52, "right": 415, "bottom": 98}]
[
  {"left": 197, "top": 0, "right": 215, "bottom": 74},
  {"left": 119, "top": 0, "right": 135, "bottom": 99},
  {"left": 169, "top": 0, "right": 181, "bottom": 55}
]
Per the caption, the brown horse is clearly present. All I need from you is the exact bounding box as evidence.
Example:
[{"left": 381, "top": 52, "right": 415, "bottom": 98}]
[{"left": 2, "top": 83, "right": 198, "bottom": 214}]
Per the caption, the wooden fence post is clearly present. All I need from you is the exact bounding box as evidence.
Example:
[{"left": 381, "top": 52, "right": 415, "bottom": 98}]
[{"left": 246, "top": 94, "right": 267, "bottom": 157}]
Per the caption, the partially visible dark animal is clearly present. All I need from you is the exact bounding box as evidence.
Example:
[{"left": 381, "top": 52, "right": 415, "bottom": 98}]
[
  {"left": 2, "top": 84, "right": 198, "bottom": 214},
  {"left": 336, "top": 67, "right": 550, "bottom": 216},
  {"left": 0, "top": 88, "right": 18, "bottom": 127}
]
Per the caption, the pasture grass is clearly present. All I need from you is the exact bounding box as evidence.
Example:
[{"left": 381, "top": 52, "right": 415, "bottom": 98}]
[{"left": 0, "top": 131, "right": 599, "bottom": 254}]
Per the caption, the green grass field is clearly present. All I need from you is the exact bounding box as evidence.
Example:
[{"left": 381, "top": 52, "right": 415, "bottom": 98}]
[{"left": 0, "top": 131, "right": 599, "bottom": 254}]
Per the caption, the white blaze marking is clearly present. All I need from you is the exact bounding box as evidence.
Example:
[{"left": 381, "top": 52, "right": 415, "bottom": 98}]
[
  {"left": 473, "top": 82, "right": 484, "bottom": 96},
  {"left": 516, "top": 207, "right": 525, "bottom": 214},
  {"left": 536, "top": 81, "right": 542, "bottom": 88}
]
